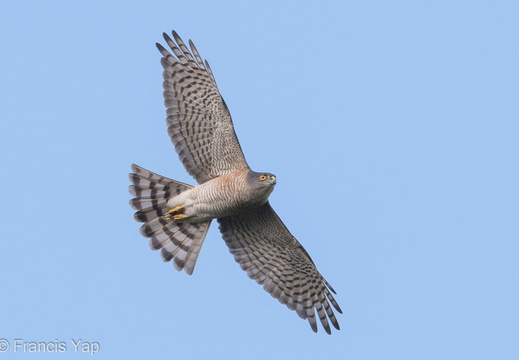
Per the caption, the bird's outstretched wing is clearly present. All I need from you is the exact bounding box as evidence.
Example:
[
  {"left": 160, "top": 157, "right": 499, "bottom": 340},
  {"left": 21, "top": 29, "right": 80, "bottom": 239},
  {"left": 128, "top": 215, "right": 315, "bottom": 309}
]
[
  {"left": 218, "top": 203, "right": 342, "bottom": 334},
  {"left": 156, "top": 31, "right": 249, "bottom": 184}
]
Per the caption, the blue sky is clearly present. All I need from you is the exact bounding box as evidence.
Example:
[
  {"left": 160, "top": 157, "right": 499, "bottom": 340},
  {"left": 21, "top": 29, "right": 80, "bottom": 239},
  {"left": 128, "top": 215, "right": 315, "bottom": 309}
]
[{"left": 1, "top": 0, "right": 518, "bottom": 359}]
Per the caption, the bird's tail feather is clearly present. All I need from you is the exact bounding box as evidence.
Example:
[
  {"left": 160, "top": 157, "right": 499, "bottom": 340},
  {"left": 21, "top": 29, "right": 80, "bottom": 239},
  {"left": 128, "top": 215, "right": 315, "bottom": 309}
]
[{"left": 129, "top": 164, "right": 211, "bottom": 275}]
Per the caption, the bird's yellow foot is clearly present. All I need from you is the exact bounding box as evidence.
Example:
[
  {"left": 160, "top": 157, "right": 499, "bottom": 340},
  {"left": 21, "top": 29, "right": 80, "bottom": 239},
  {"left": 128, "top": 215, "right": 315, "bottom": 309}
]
[
  {"left": 164, "top": 205, "right": 183, "bottom": 217},
  {"left": 163, "top": 205, "right": 186, "bottom": 221}
]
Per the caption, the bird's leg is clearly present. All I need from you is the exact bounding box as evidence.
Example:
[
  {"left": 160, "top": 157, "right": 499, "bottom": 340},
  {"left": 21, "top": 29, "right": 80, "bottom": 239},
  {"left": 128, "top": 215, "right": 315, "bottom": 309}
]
[
  {"left": 163, "top": 205, "right": 185, "bottom": 221},
  {"left": 164, "top": 205, "right": 182, "bottom": 216}
]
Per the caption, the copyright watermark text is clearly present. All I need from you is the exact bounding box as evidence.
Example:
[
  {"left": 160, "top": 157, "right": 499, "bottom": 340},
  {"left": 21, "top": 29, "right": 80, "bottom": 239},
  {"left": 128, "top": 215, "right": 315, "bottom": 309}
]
[{"left": 0, "top": 338, "right": 100, "bottom": 355}]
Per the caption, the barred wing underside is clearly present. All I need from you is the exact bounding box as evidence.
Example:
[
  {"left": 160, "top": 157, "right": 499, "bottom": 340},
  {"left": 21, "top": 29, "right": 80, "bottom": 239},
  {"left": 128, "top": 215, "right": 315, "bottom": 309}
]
[
  {"left": 218, "top": 203, "right": 342, "bottom": 334},
  {"left": 157, "top": 31, "right": 249, "bottom": 184}
]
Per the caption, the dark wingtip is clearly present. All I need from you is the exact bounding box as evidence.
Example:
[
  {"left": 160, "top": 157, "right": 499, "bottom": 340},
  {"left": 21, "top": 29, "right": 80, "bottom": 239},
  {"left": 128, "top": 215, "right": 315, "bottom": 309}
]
[
  {"left": 163, "top": 32, "right": 173, "bottom": 44},
  {"left": 336, "top": 305, "right": 343, "bottom": 314}
]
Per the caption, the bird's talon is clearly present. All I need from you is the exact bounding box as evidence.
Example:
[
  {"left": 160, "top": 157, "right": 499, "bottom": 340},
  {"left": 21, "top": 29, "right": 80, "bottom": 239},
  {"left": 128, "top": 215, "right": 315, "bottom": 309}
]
[{"left": 164, "top": 205, "right": 183, "bottom": 217}]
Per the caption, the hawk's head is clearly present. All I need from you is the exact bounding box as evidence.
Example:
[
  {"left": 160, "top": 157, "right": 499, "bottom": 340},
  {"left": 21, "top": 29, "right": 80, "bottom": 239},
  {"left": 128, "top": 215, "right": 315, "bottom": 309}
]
[{"left": 247, "top": 170, "right": 277, "bottom": 201}]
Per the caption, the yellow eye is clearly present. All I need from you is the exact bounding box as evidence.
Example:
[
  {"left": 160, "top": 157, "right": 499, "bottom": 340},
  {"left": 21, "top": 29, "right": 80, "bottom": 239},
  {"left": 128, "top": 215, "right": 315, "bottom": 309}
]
[{"left": 259, "top": 174, "right": 267, "bottom": 181}]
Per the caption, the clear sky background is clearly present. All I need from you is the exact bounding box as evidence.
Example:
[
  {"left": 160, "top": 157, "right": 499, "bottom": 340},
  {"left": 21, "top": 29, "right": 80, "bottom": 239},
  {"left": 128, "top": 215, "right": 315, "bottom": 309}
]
[{"left": 1, "top": 1, "right": 518, "bottom": 359}]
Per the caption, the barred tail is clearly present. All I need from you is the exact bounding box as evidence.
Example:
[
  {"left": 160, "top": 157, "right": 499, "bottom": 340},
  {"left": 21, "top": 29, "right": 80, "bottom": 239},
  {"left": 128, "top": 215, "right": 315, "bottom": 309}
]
[{"left": 129, "top": 164, "right": 211, "bottom": 275}]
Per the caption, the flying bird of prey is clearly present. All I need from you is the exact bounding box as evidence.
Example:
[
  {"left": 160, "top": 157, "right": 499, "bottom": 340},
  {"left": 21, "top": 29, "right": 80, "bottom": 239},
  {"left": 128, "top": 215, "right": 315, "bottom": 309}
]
[{"left": 129, "top": 30, "right": 342, "bottom": 334}]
